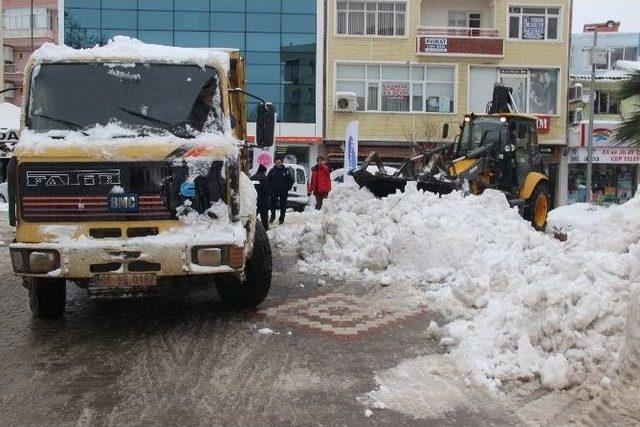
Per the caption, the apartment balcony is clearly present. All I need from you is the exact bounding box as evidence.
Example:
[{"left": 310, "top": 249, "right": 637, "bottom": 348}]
[
  {"left": 417, "top": 0, "right": 503, "bottom": 58},
  {"left": 4, "top": 63, "right": 19, "bottom": 74},
  {"left": 3, "top": 28, "right": 57, "bottom": 47}
]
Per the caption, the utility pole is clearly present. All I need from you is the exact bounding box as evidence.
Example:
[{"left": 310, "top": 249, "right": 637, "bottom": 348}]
[
  {"left": 586, "top": 28, "right": 597, "bottom": 203},
  {"left": 30, "top": 0, "right": 34, "bottom": 51}
]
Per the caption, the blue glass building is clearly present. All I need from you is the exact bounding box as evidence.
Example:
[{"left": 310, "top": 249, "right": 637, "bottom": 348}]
[{"left": 63, "top": 0, "right": 318, "bottom": 125}]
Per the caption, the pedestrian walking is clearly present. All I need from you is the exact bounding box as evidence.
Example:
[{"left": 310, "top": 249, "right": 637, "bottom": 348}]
[
  {"left": 308, "top": 156, "right": 332, "bottom": 210},
  {"left": 250, "top": 164, "right": 270, "bottom": 230},
  {"left": 267, "top": 158, "right": 294, "bottom": 224}
]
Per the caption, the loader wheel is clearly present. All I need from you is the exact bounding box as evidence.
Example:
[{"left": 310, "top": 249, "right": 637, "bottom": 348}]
[
  {"left": 25, "top": 277, "right": 66, "bottom": 318},
  {"left": 526, "top": 182, "right": 550, "bottom": 231},
  {"left": 216, "top": 221, "right": 272, "bottom": 308}
]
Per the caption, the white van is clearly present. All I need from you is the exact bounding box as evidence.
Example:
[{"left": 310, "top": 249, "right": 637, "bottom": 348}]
[{"left": 286, "top": 164, "right": 309, "bottom": 212}]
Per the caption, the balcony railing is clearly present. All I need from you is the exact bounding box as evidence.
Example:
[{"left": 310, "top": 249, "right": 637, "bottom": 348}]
[
  {"left": 416, "top": 26, "right": 504, "bottom": 58},
  {"left": 3, "top": 28, "right": 56, "bottom": 39},
  {"left": 4, "top": 63, "right": 19, "bottom": 74},
  {"left": 416, "top": 26, "right": 500, "bottom": 38}
]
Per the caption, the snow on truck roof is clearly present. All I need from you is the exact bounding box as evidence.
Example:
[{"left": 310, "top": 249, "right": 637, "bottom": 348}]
[{"left": 31, "top": 36, "right": 232, "bottom": 71}]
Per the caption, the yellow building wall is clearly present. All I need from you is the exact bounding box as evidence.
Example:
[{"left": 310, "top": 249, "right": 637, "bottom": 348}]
[{"left": 325, "top": 0, "right": 570, "bottom": 146}]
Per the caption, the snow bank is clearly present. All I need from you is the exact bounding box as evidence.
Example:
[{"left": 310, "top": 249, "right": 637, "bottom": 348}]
[
  {"left": 32, "top": 36, "right": 230, "bottom": 71},
  {"left": 274, "top": 185, "right": 640, "bottom": 394}
]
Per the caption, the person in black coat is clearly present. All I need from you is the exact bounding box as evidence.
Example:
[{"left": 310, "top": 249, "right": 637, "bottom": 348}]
[
  {"left": 250, "top": 164, "right": 270, "bottom": 230},
  {"left": 267, "top": 158, "right": 294, "bottom": 224}
]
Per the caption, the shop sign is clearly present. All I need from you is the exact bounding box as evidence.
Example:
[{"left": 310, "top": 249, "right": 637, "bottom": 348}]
[
  {"left": 422, "top": 37, "right": 448, "bottom": 53},
  {"left": 539, "top": 146, "right": 553, "bottom": 154},
  {"left": 382, "top": 82, "right": 409, "bottom": 99},
  {"left": 536, "top": 115, "right": 551, "bottom": 134},
  {"left": 522, "top": 15, "right": 545, "bottom": 40},
  {"left": 568, "top": 147, "right": 640, "bottom": 164},
  {"left": 499, "top": 68, "right": 528, "bottom": 75},
  {"left": 0, "top": 129, "right": 18, "bottom": 141},
  {"left": 579, "top": 122, "right": 619, "bottom": 147}
]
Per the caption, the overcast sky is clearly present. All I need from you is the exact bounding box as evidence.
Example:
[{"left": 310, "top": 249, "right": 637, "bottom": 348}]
[{"left": 572, "top": 0, "right": 640, "bottom": 33}]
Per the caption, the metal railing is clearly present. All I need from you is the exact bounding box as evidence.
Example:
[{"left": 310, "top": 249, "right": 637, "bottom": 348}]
[
  {"left": 3, "top": 63, "right": 19, "bottom": 74},
  {"left": 416, "top": 26, "right": 500, "bottom": 38},
  {"left": 3, "top": 28, "right": 56, "bottom": 39}
]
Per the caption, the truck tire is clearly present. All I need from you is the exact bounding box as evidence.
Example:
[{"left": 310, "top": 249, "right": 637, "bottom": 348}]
[
  {"left": 216, "top": 221, "right": 272, "bottom": 308},
  {"left": 525, "top": 182, "right": 550, "bottom": 232},
  {"left": 25, "top": 277, "right": 66, "bottom": 318}
]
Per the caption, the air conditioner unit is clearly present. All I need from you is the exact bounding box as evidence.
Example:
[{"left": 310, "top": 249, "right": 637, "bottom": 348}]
[
  {"left": 569, "top": 108, "right": 583, "bottom": 125},
  {"left": 335, "top": 91, "right": 358, "bottom": 112},
  {"left": 568, "top": 83, "right": 583, "bottom": 104}
]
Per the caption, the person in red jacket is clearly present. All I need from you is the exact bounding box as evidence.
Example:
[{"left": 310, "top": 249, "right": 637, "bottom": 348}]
[{"left": 308, "top": 156, "right": 332, "bottom": 210}]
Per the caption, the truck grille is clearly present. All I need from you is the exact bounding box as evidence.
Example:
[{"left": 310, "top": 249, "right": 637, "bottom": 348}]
[
  {"left": 18, "top": 162, "right": 175, "bottom": 222},
  {"left": 21, "top": 195, "right": 172, "bottom": 222}
]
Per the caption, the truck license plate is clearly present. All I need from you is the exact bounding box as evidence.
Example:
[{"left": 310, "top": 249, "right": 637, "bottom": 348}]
[{"left": 94, "top": 273, "right": 157, "bottom": 288}]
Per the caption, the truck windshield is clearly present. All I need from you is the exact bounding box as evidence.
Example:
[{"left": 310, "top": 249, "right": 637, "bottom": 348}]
[
  {"left": 458, "top": 117, "right": 503, "bottom": 155},
  {"left": 27, "top": 63, "right": 222, "bottom": 138}
]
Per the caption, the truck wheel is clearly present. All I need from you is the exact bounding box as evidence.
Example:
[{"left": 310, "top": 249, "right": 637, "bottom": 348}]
[
  {"left": 25, "top": 277, "right": 66, "bottom": 318},
  {"left": 216, "top": 221, "right": 272, "bottom": 308},
  {"left": 525, "top": 182, "right": 550, "bottom": 231}
]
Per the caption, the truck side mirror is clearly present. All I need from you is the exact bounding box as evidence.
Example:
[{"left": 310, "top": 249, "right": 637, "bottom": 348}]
[
  {"left": 256, "top": 103, "right": 276, "bottom": 147},
  {"left": 442, "top": 123, "right": 449, "bottom": 139}
]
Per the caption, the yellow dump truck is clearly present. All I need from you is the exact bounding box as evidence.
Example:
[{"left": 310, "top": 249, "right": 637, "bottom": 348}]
[{"left": 8, "top": 37, "right": 276, "bottom": 318}]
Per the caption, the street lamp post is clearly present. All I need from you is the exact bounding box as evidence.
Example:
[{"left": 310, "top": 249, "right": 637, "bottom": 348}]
[{"left": 586, "top": 20, "right": 616, "bottom": 204}]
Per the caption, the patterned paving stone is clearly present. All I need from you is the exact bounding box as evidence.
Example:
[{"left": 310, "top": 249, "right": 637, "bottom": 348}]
[{"left": 259, "top": 292, "right": 428, "bottom": 339}]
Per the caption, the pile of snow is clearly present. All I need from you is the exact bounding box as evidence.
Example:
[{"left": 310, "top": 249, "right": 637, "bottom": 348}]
[
  {"left": 274, "top": 184, "right": 640, "bottom": 394},
  {"left": 32, "top": 36, "right": 231, "bottom": 71}
]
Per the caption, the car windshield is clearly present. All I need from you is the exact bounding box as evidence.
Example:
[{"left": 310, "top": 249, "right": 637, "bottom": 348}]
[
  {"left": 27, "top": 63, "right": 222, "bottom": 138},
  {"left": 458, "top": 117, "right": 504, "bottom": 155}
]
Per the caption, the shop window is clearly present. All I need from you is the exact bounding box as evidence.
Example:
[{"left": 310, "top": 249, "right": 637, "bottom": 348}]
[
  {"left": 337, "top": 1, "right": 406, "bottom": 36},
  {"left": 469, "top": 67, "right": 559, "bottom": 115},
  {"left": 508, "top": 6, "right": 561, "bottom": 41},
  {"left": 568, "top": 164, "right": 637, "bottom": 205},
  {"left": 336, "top": 63, "right": 455, "bottom": 113}
]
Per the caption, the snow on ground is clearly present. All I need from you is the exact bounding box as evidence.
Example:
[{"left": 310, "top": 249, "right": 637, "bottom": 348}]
[{"left": 273, "top": 184, "right": 640, "bottom": 404}]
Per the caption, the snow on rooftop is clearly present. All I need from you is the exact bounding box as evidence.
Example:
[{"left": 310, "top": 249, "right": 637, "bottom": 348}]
[
  {"left": 615, "top": 60, "right": 640, "bottom": 72},
  {"left": 31, "top": 36, "right": 231, "bottom": 71}
]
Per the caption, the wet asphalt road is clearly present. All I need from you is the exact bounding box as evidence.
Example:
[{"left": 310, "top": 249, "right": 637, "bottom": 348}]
[{"left": 0, "top": 216, "right": 524, "bottom": 426}]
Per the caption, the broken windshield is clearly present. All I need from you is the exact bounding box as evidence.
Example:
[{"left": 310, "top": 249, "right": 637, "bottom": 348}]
[{"left": 27, "top": 63, "right": 223, "bottom": 138}]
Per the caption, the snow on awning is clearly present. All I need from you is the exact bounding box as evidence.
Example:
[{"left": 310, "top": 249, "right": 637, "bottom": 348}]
[
  {"left": 0, "top": 102, "right": 20, "bottom": 130},
  {"left": 31, "top": 36, "right": 232, "bottom": 71},
  {"left": 614, "top": 60, "right": 640, "bottom": 72},
  {"left": 570, "top": 70, "right": 631, "bottom": 82}
]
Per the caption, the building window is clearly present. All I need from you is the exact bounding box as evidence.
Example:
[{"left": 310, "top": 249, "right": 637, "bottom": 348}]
[
  {"left": 336, "top": 63, "right": 455, "bottom": 113},
  {"left": 336, "top": 1, "right": 406, "bottom": 36},
  {"left": 508, "top": 6, "right": 560, "bottom": 41},
  {"left": 448, "top": 10, "right": 482, "bottom": 28},
  {"left": 594, "top": 91, "right": 620, "bottom": 115},
  {"left": 3, "top": 7, "right": 52, "bottom": 30},
  {"left": 469, "top": 67, "right": 559, "bottom": 115},
  {"left": 594, "top": 47, "right": 639, "bottom": 70}
]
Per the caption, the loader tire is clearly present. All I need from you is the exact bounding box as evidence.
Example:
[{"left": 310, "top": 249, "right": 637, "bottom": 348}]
[
  {"left": 216, "top": 221, "right": 272, "bottom": 308},
  {"left": 525, "top": 182, "right": 550, "bottom": 232},
  {"left": 25, "top": 277, "right": 66, "bottom": 318}
]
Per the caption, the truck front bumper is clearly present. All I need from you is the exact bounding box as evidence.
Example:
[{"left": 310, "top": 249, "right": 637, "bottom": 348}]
[{"left": 9, "top": 239, "right": 245, "bottom": 279}]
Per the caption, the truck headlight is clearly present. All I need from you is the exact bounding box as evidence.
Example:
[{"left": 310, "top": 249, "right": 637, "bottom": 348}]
[
  {"left": 10, "top": 249, "right": 60, "bottom": 274},
  {"left": 195, "top": 247, "right": 222, "bottom": 267}
]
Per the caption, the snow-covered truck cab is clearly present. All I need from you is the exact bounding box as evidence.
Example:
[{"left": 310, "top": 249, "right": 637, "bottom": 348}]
[{"left": 8, "top": 37, "right": 275, "bottom": 318}]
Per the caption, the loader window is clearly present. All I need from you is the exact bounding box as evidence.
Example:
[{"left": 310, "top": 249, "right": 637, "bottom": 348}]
[
  {"left": 27, "top": 63, "right": 223, "bottom": 137},
  {"left": 458, "top": 117, "right": 502, "bottom": 156}
]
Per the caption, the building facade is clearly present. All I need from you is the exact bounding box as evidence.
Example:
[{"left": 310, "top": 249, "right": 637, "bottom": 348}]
[
  {"left": 325, "top": 0, "right": 571, "bottom": 206},
  {"left": 61, "top": 0, "right": 324, "bottom": 173},
  {"left": 567, "top": 31, "right": 640, "bottom": 206},
  {"left": 3, "top": 0, "right": 59, "bottom": 106}
]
